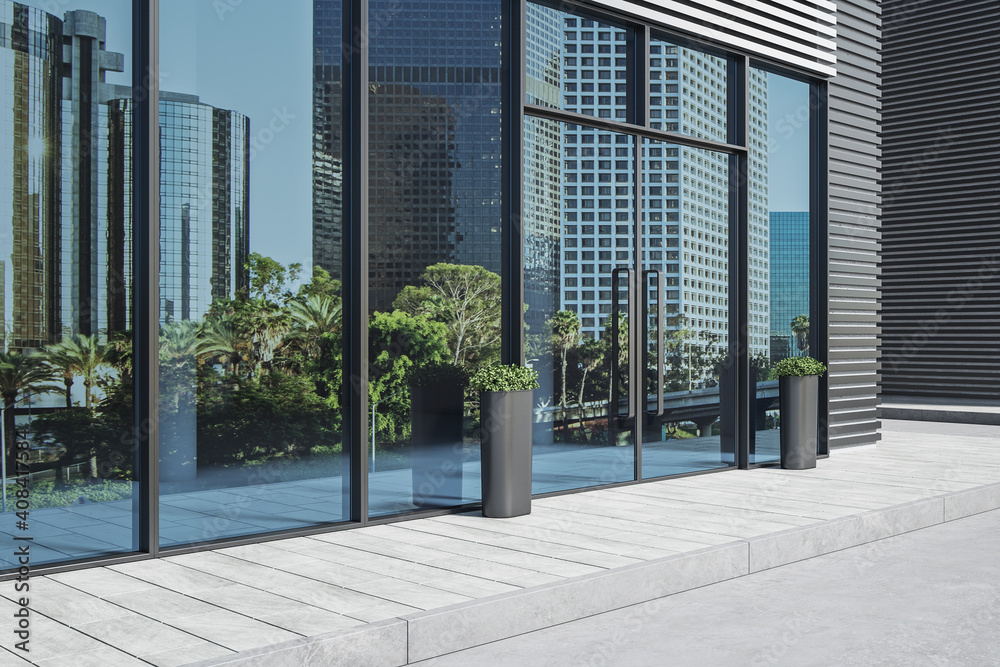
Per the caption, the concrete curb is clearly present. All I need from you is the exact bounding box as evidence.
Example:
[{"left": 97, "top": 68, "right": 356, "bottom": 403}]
[
  {"left": 878, "top": 406, "right": 1000, "bottom": 425},
  {"left": 184, "top": 481, "right": 1000, "bottom": 666}
]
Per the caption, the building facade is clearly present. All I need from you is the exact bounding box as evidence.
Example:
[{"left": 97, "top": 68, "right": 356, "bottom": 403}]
[
  {"left": 881, "top": 0, "right": 1000, "bottom": 401},
  {"left": 0, "top": 0, "right": 885, "bottom": 578}
]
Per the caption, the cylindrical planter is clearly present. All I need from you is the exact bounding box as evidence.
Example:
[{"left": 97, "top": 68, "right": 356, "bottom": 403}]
[
  {"left": 779, "top": 374, "right": 818, "bottom": 470},
  {"left": 411, "top": 383, "right": 466, "bottom": 508},
  {"left": 480, "top": 389, "right": 533, "bottom": 518}
]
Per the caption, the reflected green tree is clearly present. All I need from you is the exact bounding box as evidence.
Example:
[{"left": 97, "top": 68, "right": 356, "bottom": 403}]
[
  {"left": 0, "top": 351, "right": 59, "bottom": 474},
  {"left": 550, "top": 310, "right": 581, "bottom": 416},
  {"left": 790, "top": 315, "right": 810, "bottom": 355},
  {"left": 368, "top": 310, "right": 451, "bottom": 444},
  {"left": 393, "top": 263, "right": 500, "bottom": 367}
]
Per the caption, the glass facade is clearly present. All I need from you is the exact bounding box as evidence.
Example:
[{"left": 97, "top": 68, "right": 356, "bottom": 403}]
[
  {"left": 749, "top": 68, "right": 813, "bottom": 464},
  {"left": 154, "top": 2, "right": 347, "bottom": 547},
  {"left": 0, "top": 1, "right": 136, "bottom": 568},
  {"left": 0, "top": 0, "right": 823, "bottom": 574},
  {"left": 364, "top": 0, "right": 502, "bottom": 516}
]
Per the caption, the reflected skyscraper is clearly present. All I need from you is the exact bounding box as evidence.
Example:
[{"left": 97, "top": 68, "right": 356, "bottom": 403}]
[
  {"left": 108, "top": 93, "right": 250, "bottom": 325},
  {"left": 1, "top": 2, "right": 250, "bottom": 347},
  {"left": 0, "top": 2, "right": 61, "bottom": 350},
  {"left": 769, "top": 211, "right": 810, "bottom": 357},
  {"left": 312, "top": 0, "right": 503, "bottom": 312}
]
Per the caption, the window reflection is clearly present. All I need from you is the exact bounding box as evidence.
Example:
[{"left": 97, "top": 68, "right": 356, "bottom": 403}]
[
  {"left": 749, "top": 68, "right": 812, "bottom": 464},
  {"left": 366, "top": 0, "right": 502, "bottom": 517},
  {"left": 1, "top": 1, "right": 136, "bottom": 569},
  {"left": 156, "top": 1, "right": 346, "bottom": 547},
  {"left": 649, "top": 36, "right": 728, "bottom": 140}
]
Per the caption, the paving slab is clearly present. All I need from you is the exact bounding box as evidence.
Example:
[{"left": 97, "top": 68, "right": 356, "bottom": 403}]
[{"left": 5, "top": 419, "right": 1000, "bottom": 666}]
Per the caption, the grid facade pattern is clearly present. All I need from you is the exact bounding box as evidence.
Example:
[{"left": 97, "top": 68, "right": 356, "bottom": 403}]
[
  {"left": 313, "top": 0, "right": 503, "bottom": 312},
  {"left": 530, "top": 13, "right": 768, "bottom": 353},
  {"left": 768, "top": 211, "right": 810, "bottom": 357},
  {"left": 311, "top": 0, "right": 342, "bottom": 279},
  {"left": 0, "top": 1, "right": 62, "bottom": 350},
  {"left": 108, "top": 96, "right": 249, "bottom": 326},
  {"left": 157, "top": 98, "right": 248, "bottom": 324},
  {"left": 523, "top": 4, "right": 562, "bottom": 323}
]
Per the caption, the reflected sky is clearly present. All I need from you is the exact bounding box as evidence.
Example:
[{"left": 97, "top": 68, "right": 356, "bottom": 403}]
[
  {"left": 765, "top": 72, "right": 811, "bottom": 211},
  {"left": 17, "top": 1, "right": 812, "bottom": 268}
]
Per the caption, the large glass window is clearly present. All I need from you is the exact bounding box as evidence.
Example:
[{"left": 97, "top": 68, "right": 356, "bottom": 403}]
[
  {"left": 527, "top": 3, "right": 630, "bottom": 121},
  {"left": 749, "top": 68, "right": 813, "bottom": 464},
  {"left": 524, "top": 119, "right": 637, "bottom": 494},
  {"left": 1, "top": 0, "right": 136, "bottom": 568},
  {"left": 366, "top": 0, "right": 502, "bottom": 517},
  {"left": 157, "top": 2, "right": 347, "bottom": 547},
  {"left": 640, "top": 140, "right": 734, "bottom": 478},
  {"left": 648, "top": 36, "right": 727, "bottom": 140}
]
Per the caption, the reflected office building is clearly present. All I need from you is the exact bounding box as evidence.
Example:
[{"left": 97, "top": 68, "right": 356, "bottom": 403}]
[
  {"left": 0, "top": 2, "right": 249, "bottom": 346},
  {"left": 0, "top": 3, "right": 62, "bottom": 350},
  {"left": 313, "top": 0, "right": 503, "bottom": 312},
  {"left": 108, "top": 93, "right": 250, "bottom": 325},
  {"left": 769, "top": 211, "right": 810, "bottom": 358}
]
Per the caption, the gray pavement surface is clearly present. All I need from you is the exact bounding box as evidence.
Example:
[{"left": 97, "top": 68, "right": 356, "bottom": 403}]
[{"left": 415, "top": 508, "right": 1000, "bottom": 666}]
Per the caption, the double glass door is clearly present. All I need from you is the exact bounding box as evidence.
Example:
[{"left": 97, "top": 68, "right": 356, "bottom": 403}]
[{"left": 525, "top": 124, "right": 737, "bottom": 495}]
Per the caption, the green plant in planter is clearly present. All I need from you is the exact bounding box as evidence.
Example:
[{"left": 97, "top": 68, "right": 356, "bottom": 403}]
[
  {"left": 470, "top": 363, "right": 540, "bottom": 393},
  {"left": 773, "top": 356, "right": 827, "bottom": 378},
  {"left": 408, "top": 362, "right": 470, "bottom": 388}
]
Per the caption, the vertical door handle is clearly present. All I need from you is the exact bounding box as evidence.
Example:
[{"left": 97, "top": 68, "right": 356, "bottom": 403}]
[
  {"left": 643, "top": 269, "right": 665, "bottom": 417},
  {"left": 611, "top": 267, "right": 636, "bottom": 420}
]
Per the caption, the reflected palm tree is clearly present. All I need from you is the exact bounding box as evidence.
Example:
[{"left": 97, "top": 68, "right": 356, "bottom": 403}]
[
  {"left": 196, "top": 318, "right": 242, "bottom": 375},
  {"left": 288, "top": 294, "right": 342, "bottom": 360},
  {"left": 550, "top": 310, "right": 581, "bottom": 417},
  {"left": 40, "top": 335, "right": 106, "bottom": 409},
  {"left": 0, "top": 351, "right": 59, "bottom": 474},
  {"left": 576, "top": 337, "right": 604, "bottom": 431}
]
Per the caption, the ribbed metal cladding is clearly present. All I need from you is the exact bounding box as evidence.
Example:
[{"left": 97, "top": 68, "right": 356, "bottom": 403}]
[
  {"left": 827, "top": 0, "right": 882, "bottom": 447},
  {"left": 881, "top": 0, "right": 1000, "bottom": 400},
  {"left": 589, "top": 0, "right": 837, "bottom": 75}
]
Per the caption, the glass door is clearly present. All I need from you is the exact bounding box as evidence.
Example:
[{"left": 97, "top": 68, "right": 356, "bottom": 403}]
[
  {"left": 638, "top": 140, "right": 736, "bottom": 478},
  {"left": 524, "top": 120, "right": 638, "bottom": 495}
]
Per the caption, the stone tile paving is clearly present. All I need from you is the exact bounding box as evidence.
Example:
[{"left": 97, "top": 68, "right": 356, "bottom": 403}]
[{"left": 0, "top": 420, "right": 997, "bottom": 665}]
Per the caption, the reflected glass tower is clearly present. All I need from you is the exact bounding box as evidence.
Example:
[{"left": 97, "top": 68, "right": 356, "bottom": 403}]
[
  {"left": 108, "top": 93, "right": 250, "bottom": 325},
  {"left": 1, "top": 2, "right": 250, "bottom": 346},
  {"left": 313, "top": 0, "right": 503, "bottom": 312},
  {"left": 769, "top": 211, "right": 810, "bottom": 358},
  {"left": 0, "top": 2, "right": 62, "bottom": 350}
]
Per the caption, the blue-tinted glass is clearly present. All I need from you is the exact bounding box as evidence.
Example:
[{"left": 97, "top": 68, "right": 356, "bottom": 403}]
[
  {"left": 750, "top": 68, "right": 812, "bottom": 464},
  {"left": 0, "top": 0, "right": 136, "bottom": 570},
  {"left": 527, "top": 3, "right": 630, "bottom": 121},
  {"left": 156, "top": 2, "right": 347, "bottom": 547},
  {"left": 640, "top": 140, "right": 735, "bottom": 478},
  {"left": 366, "top": 0, "right": 502, "bottom": 517},
  {"left": 525, "top": 117, "right": 636, "bottom": 493},
  {"left": 649, "top": 36, "right": 728, "bottom": 139}
]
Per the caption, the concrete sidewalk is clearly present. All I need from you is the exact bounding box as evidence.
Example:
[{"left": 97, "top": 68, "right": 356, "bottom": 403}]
[
  {"left": 2, "top": 419, "right": 999, "bottom": 666},
  {"left": 413, "top": 506, "right": 1000, "bottom": 666}
]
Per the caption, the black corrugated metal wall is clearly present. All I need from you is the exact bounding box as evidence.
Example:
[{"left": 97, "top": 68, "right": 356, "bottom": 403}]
[
  {"left": 881, "top": 0, "right": 1000, "bottom": 400},
  {"left": 828, "top": 0, "right": 883, "bottom": 446}
]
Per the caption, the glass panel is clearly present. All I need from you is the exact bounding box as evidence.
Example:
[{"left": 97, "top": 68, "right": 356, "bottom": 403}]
[
  {"left": 157, "top": 2, "right": 347, "bottom": 547},
  {"left": 1, "top": 1, "right": 136, "bottom": 569},
  {"left": 750, "top": 68, "right": 812, "bottom": 464},
  {"left": 367, "top": 0, "right": 502, "bottom": 517},
  {"left": 525, "top": 118, "right": 636, "bottom": 494},
  {"left": 649, "top": 37, "right": 727, "bottom": 141},
  {"left": 526, "top": 2, "right": 630, "bottom": 122},
  {"left": 640, "top": 140, "right": 734, "bottom": 478}
]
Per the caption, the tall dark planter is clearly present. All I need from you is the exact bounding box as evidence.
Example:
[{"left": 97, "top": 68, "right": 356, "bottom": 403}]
[
  {"left": 411, "top": 383, "right": 465, "bottom": 508},
  {"left": 480, "top": 389, "right": 533, "bottom": 518},
  {"left": 779, "top": 374, "right": 818, "bottom": 470}
]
